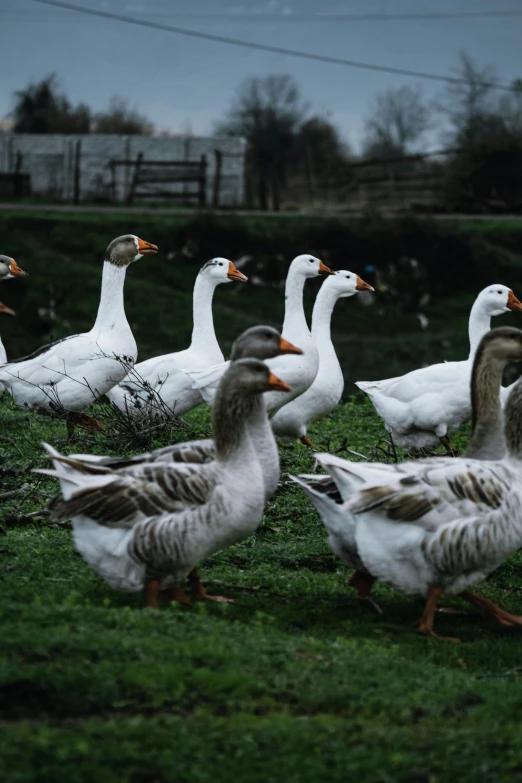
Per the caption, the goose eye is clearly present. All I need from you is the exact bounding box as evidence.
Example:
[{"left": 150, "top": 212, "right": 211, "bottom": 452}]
[
  {"left": 498, "top": 290, "right": 502, "bottom": 294},
  {"left": 309, "top": 259, "right": 314, "bottom": 263},
  {"left": 219, "top": 262, "right": 223, "bottom": 266}
]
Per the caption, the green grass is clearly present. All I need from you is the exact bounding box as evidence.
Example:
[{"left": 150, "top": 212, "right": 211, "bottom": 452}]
[
  {"left": 3, "top": 210, "right": 522, "bottom": 391},
  {"left": 2, "top": 394, "right": 522, "bottom": 783}
]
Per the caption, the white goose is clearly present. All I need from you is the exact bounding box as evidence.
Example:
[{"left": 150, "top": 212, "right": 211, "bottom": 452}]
[
  {"left": 107, "top": 258, "right": 247, "bottom": 416},
  {"left": 185, "top": 254, "right": 333, "bottom": 412},
  {"left": 40, "top": 359, "right": 291, "bottom": 607},
  {"left": 294, "top": 328, "right": 522, "bottom": 640},
  {"left": 271, "top": 270, "right": 374, "bottom": 446},
  {"left": 0, "top": 235, "right": 157, "bottom": 438},
  {"left": 67, "top": 325, "right": 302, "bottom": 503},
  {"left": 355, "top": 285, "right": 522, "bottom": 452},
  {"left": 0, "top": 256, "right": 28, "bottom": 366}
]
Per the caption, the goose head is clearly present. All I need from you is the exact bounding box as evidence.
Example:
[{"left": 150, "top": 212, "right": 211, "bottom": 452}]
[
  {"left": 476, "top": 327, "right": 522, "bottom": 365},
  {"left": 326, "top": 270, "right": 375, "bottom": 299},
  {"left": 200, "top": 257, "right": 248, "bottom": 284},
  {"left": 226, "top": 358, "right": 291, "bottom": 395},
  {"left": 476, "top": 284, "right": 522, "bottom": 316},
  {"left": 0, "top": 256, "right": 28, "bottom": 279},
  {"left": 105, "top": 235, "right": 158, "bottom": 266},
  {"left": 291, "top": 254, "right": 334, "bottom": 279},
  {"left": 231, "top": 325, "right": 302, "bottom": 361}
]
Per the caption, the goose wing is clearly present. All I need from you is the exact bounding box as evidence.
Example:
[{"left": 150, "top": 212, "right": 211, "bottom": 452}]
[
  {"left": 356, "top": 360, "right": 467, "bottom": 403},
  {"left": 41, "top": 451, "right": 220, "bottom": 526},
  {"left": 345, "top": 459, "right": 514, "bottom": 594},
  {"left": 347, "top": 459, "right": 510, "bottom": 529},
  {"left": 0, "top": 333, "right": 117, "bottom": 387},
  {"left": 182, "top": 361, "right": 230, "bottom": 404},
  {"left": 315, "top": 452, "right": 422, "bottom": 502},
  {"left": 68, "top": 439, "right": 215, "bottom": 469}
]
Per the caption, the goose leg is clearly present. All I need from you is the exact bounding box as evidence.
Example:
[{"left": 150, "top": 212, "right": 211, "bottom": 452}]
[
  {"left": 74, "top": 413, "right": 104, "bottom": 432},
  {"left": 163, "top": 585, "right": 191, "bottom": 607},
  {"left": 348, "top": 571, "right": 376, "bottom": 598},
  {"left": 145, "top": 579, "right": 160, "bottom": 609},
  {"left": 188, "top": 566, "right": 234, "bottom": 603},
  {"left": 66, "top": 412, "right": 104, "bottom": 441},
  {"left": 461, "top": 591, "right": 522, "bottom": 627},
  {"left": 300, "top": 436, "right": 316, "bottom": 449},
  {"left": 388, "top": 432, "right": 399, "bottom": 463},
  {"left": 415, "top": 585, "right": 460, "bottom": 642},
  {"left": 439, "top": 435, "right": 458, "bottom": 456},
  {"left": 66, "top": 416, "right": 76, "bottom": 443}
]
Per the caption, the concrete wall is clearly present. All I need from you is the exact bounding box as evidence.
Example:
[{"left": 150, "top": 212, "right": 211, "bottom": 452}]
[{"left": 0, "top": 133, "right": 246, "bottom": 205}]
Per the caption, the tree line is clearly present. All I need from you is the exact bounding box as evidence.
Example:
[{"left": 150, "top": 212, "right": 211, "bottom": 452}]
[
  {"left": 9, "top": 75, "right": 152, "bottom": 135},
  {"left": 5, "top": 53, "right": 522, "bottom": 212}
]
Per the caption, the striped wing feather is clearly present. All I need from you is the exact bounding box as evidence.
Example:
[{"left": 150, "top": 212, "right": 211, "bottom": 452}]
[
  {"left": 48, "top": 461, "right": 220, "bottom": 526},
  {"left": 348, "top": 459, "right": 511, "bottom": 526},
  {"left": 90, "top": 440, "right": 215, "bottom": 469}
]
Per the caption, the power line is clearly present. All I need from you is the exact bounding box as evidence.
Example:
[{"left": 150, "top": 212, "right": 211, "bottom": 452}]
[
  {"left": 32, "top": 0, "right": 519, "bottom": 93},
  {"left": 5, "top": 8, "right": 522, "bottom": 22}
]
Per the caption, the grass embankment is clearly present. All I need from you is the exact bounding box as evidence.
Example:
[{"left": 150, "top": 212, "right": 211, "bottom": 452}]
[
  {"left": 2, "top": 393, "right": 522, "bottom": 782},
  {"left": 2, "top": 211, "right": 522, "bottom": 387}
]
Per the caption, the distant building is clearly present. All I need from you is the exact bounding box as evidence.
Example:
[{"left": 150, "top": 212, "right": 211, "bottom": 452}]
[{"left": 0, "top": 133, "right": 246, "bottom": 206}]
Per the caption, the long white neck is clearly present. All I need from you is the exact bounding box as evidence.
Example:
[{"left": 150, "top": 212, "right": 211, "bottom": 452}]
[
  {"left": 190, "top": 273, "right": 222, "bottom": 356},
  {"left": 93, "top": 261, "right": 128, "bottom": 331},
  {"left": 282, "top": 266, "right": 310, "bottom": 341},
  {"left": 468, "top": 298, "right": 493, "bottom": 358},
  {"left": 311, "top": 284, "right": 340, "bottom": 346}
]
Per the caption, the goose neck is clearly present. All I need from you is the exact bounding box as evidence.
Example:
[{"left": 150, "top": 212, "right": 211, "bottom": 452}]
[
  {"left": 504, "top": 378, "right": 522, "bottom": 460},
  {"left": 213, "top": 383, "right": 263, "bottom": 462},
  {"left": 190, "top": 273, "right": 221, "bottom": 355},
  {"left": 282, "top": 267, "right": 309, "bottom": 338},
  {"left": 311, "top": 285, "right": 338, "bottom": 343},
  {"left": 93, "top": 261, "right": 128, "bottom": 331},
  {"left": 467, "top": 350, "right": 506, "bottom": 458},
  {"left": 468, "top": 298, "right": 493, "bottom": 357}
]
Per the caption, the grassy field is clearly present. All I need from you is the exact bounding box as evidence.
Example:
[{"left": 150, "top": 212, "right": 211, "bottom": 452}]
[
  {"left": 3, "top": 392, "right": 522, "bottom": 783},
  {"left": 3, "top": 210, "right": 522, "bottom": 388}
]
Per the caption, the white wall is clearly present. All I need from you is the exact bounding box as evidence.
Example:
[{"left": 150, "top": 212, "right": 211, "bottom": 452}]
[{"left": 0, "top": 133, "right": 246, "bottom": 206}]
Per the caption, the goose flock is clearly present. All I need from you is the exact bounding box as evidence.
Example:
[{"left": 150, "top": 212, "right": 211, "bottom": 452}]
[{"left": 4, "top": 233, "right": 522, "bottom": 640}]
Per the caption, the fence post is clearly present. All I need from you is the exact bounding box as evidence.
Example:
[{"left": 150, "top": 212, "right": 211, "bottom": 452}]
[
  {"left": 13, "top": 151, "right": 24, "bottom": 198},
  {"left": 128, "top": 152, "right": 143, "bottom": 205},
  {"left": 212, "top": 149, "right": 223, "bottom": 209},
  {"left": 73, "top": 140, "right": 82, "bottom": 204},
  {"left": 199, "top": 154, "right": 207, "bottom": 208}
]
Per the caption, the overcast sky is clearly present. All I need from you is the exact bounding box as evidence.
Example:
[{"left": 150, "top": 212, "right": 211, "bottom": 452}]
[{"left": 1, "top": 0, "right": 521, "bottom": 150}]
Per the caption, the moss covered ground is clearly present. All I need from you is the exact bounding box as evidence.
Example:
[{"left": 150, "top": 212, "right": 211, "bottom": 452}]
[{"left": 2, "top": 392, "right": 522, "bottom": 783}]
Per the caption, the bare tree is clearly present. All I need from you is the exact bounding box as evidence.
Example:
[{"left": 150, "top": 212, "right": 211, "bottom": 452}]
[
  {"left": 363, "top": 85, "right": 430, "bottom": 158},
  {"left": 93, "top": 97, "right": 153, "bottom": 135},
  {"left": 440, "top": 52, "right": 500, "bottom": 148},
  {"left": 440, "top": 53, "right": 522, "bottom": 209},
  {"left": 296, "top": 115, "right": 351, "bottom": 198},
  {"left": 217, "top": 75, "right": 307, "bottom": 209}
]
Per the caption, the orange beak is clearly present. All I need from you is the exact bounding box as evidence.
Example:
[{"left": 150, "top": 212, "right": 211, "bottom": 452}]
[
  {"left": 9, "top": 260, "right": 28, "bottom": 277},
  {"left": 137, "top": 238, "right": 158, "bottom": 255},
  {"left": 0, "top": 301, "right": 15, "bottom": 316},
  {"left": 267, "top": 371, "right": 291, "bottom": 392},
  {"left": 507, "top": 290, "right": 522, "bottom": 312},
  {"left": 319, "top": 260, "right": 335, "bottom": 275},
  {"left": 278, "top": 336, "right": 303, "bottom": 355},
  {"left": 355, "top": 275, "right": 375, "bottom": 292},
  {"left": 227, "top": 261, "right": 248, "bottom": 282}
]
